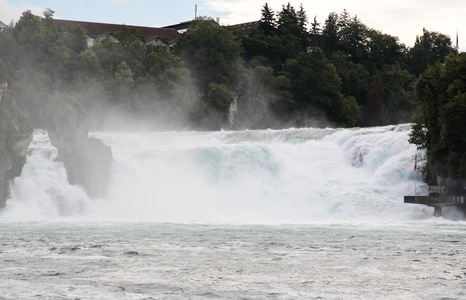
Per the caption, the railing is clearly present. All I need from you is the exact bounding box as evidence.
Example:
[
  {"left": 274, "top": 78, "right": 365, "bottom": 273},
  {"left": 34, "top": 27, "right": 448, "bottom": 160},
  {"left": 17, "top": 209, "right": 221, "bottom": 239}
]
[{"left": 404, "top": 195, "right": 465, "bottom": 206}]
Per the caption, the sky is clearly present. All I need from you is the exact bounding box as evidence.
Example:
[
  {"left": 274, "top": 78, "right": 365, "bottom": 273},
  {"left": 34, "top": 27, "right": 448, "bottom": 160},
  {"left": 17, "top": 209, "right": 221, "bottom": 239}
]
[{"left": 0, "top": 0, "right": 465, "bottom": 51}]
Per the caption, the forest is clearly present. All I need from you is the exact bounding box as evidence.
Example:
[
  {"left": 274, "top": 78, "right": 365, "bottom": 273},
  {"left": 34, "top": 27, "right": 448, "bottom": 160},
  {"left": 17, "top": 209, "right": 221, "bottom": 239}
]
[
  {"left": 0, "top": 3, "right": 459, "bottom": 132},
  {"left": 409, "top": 54, "right": 466, "bottom": 183}
]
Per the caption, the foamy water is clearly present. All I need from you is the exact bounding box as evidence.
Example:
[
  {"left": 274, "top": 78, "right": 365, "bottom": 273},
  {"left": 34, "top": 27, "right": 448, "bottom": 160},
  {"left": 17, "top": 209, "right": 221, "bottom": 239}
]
[
  {"left": 2, "top": 126, "right": 466, "bottom": 299},
  {"left": 2, "top": 125, "right": 436, "bottom": 222},
  {"left": 1, "top": 221, "right": 466, "bottom": 299}
]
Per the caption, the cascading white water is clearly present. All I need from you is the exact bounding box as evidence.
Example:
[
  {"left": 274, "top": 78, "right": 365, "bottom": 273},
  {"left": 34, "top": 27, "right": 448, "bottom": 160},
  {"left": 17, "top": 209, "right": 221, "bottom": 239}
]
[
  {"left": 2, "top": 130, "right": 91, "bottom": 218},
  {"left": 1, "top": 125, "right": 431, "bottom": 222}
]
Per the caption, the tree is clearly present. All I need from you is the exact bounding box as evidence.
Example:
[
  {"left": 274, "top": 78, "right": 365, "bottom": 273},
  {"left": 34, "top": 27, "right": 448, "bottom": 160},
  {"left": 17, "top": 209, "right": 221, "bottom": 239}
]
[
  {"left": 310, "top": 16, "right": 320, "bottom": 35},
  {"left": 338, "top": 9, "right": 351, "bottom": 29},
  {"left": 410, "top": 54, "right": 466, "bottom": 182},
  {"left": 114, "top": 26, "right": 145, "bottom": 76},
  {"left": 375, "top": 63, "right": 415, "bottom": 124},
  {"left": 338, "top": 22, "right": 368, "bottom": 63},
  {"left": 176, "top": 18, "right": 245, "bottom": 127},
  {"left": 176, "top": 18, "right": 243, "bottom": 89},
  {"left": 0, "top": 7, "right": 439, "bottom": 131},
  {"left": 365, "top": 83, "right": 386, "bottom": 126},
  {"left": 408, "top": 28, "right": 456, "bottom": 76},
  {"left": 13, "top": 10, "right": 43, "bottom": 53},
  {"left": 43, "top": 8, "right": 55, "bottom": 20},
  {"left": 277, "top": 2, "right": 298, "bottom": 32},
  {"left": 365, "top": 29, "right": 403, "bottom": 71},
  {"left": 259, "top": 3, "right": 276, "bottom": 35},
  {"left": 322, "top": 12, "right": 339, "bottom": 57},
  {"left": 330, "top": 52, "right": 369, "bottom": 105},
  {"left": 275, "top": 2, "right": 308, "bottom": 58},
  {"left": 236, "top": 65, "right": 293, "bottom": 128},
  {"left": 114, "top": 25, "right": 140, "bottom": 48},
  {"left": 297, "top": 4, "right": 308, "bottom": 34},
  {"left": 60, "top": 24, "right": 87, "bottom": 54},
  {"left": 0, "top": 28, "right": 19, "bottom": 72},
  {"left": 283, "top": 51, "right": 361, "bottom": 127},
  {"left": 309, "top": 16, "right": 321, "bottom": 47},
  {"left": 13, "top": 10, "right": 61, "bottom": 70}
]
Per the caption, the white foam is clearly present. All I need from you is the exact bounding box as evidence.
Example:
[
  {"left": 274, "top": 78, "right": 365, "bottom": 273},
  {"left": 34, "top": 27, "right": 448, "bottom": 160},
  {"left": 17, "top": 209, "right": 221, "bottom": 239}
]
[{"left": 2, "top": 125, "right": 431, "bottom": 222}]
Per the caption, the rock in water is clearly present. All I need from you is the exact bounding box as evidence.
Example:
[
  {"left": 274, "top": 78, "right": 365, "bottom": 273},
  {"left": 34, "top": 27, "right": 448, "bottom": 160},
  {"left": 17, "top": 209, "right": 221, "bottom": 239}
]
[
  {"left": 48, "top": 131, "right": 112, "bottom": 198},
  {"left": 46, "top": 92, "right": 112, "bottom": 198}
]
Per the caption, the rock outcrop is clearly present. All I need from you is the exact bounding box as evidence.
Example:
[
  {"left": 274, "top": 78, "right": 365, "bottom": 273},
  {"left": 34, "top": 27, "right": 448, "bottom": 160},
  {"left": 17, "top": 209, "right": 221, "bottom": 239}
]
[
  {"left": 0, "top": 90, "right": 33, "bottom": 208},
  {"left": 45, "top": 92, "right": 112, "bottom": 198},
  {"left": 48, "top": 130, "right": 112, "bottom": 198}
]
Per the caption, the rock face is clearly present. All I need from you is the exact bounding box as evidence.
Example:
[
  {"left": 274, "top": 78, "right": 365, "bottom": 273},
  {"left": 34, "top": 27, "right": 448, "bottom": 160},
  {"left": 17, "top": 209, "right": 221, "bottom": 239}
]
[
  {"left": 45, "top": 92, "right": 112, "bottom": 198},
  {"left": 0, "top": 91, "right": 33, "bottom": 208},
  {"left": 48, "top": 130, "right": 112, "bottom": 198},
  {"left": 0, "top": 90, "right": 112, "bottom": 208}
]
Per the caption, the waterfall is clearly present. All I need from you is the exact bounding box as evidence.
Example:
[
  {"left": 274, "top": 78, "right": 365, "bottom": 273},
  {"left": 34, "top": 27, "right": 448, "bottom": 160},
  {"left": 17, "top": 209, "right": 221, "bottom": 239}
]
[
  {"left": 1, "top": 125, "right": 429, "bottom": 222},
  {"left": 227, "top": 97, "right": 237, "bottom": 128}
]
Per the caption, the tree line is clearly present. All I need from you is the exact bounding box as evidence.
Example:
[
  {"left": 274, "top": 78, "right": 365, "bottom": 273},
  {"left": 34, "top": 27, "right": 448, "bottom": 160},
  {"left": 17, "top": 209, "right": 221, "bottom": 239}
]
[
  {"left": 0, "top": 3, "right": 458, "bottom": 131},
  {"left": 409, "top": 54, "right": 466, "bottom": 184}
]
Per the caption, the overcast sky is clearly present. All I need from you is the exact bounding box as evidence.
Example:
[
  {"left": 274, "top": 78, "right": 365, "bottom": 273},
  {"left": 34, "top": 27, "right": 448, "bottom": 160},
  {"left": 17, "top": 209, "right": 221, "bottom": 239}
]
[{"left": 1, "top": 0, "right": 464, "bottom": 51}]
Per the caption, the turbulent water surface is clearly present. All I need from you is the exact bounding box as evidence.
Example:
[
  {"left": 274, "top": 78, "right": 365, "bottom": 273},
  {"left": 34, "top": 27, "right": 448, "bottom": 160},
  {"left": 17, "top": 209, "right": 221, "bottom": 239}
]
[{"left": 1, "top": 125, "right": 465, "bottom": 299}]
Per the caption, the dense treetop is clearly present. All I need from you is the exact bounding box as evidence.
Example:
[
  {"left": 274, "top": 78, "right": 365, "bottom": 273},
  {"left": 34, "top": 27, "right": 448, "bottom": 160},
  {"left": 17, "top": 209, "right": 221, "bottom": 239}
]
[
  {"left": 0, "top": 3, "right": 458, "bottom": 132},
  {"left": 409, "top": 53, "right": 466, "bottom": 183}
]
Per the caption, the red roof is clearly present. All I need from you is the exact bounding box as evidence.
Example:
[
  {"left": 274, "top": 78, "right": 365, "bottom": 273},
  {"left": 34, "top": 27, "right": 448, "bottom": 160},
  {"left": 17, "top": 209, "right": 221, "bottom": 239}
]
[{"left": 51, "top": 19, "right": 181, "bottom": 43}]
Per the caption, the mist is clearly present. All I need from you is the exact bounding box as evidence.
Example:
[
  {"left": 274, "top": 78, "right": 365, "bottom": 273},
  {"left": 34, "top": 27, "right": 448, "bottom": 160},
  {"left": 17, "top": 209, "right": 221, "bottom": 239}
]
[
  {"left": 2, "top": 124, "right": 437, "bottom": 223},
  {"left": 1, "top": 7, "right": 455, "bottom": 209}
]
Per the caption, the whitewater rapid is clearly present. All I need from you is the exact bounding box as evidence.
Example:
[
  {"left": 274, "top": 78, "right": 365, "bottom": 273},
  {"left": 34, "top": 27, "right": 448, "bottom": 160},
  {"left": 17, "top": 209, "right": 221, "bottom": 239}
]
[
  {"left": 1, "top": 125, "right": 436, "bottom": 222},
  {"left": 4, "top": 125, "right": 466, "bottom": 300}
]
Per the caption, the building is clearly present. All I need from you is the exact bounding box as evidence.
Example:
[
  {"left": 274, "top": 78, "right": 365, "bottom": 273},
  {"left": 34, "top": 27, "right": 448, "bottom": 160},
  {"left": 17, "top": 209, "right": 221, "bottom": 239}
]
[
  {"left": 0, "top": 20, "right": 7, "bottom": 31},
  {"left": 51, "top": 19, "right": 181, "bottom": 50},
  {"left": 232, "top": 21, "right": 260, "bottom": 32},
  {"left": 164, "top": 19, "right": 259, "bottom": 34},
  {"left": 49, "top": 18, "right": 260, "bottom": 50},
  {"left": 163, "top": 21, "right": 193, "bottom": 34}
]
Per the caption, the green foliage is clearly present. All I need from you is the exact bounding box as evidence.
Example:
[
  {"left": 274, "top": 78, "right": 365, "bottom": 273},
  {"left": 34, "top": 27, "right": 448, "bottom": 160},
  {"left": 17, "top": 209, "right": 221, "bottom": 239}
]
[
  {"left": 408, "top": 28, "right": 456, "bottom": 76},
  {"left": 206, "top": 83, "right": 232, "bottom": 115},
  {"left": 43, "top": 8, "right": 55, "bottom": 20},
  {"left": 259, "top": 3, "right": 276, "bottom": 34},
  {"left": 276, "top": 3, "right": 308, "bottom": 57},
  {"left": 280, "top": 51, "right": 361, "bottom": 126},
  {"left": 338, "top": 22, "right": 368, "bottom": 64},
  {"left": 0, "top": 91, "right": 33, "bottom": 147},
  {"left": 176, "top": 18, "right": 245, "bottom": 127},
  {"left": 410, "top": 54, "right": 466, "bottom": 180},
  {"left": 0, "top": 6, "right": 459, "bottom": 132},
  {"left": 45, "top": 92, "right": 87, "bottom": 134},
  {"left": 111, "top": 61, "right": 134, "bottom": 103},
  {"left": 176, "top": 18, "right": 243, "bottom": 89},
  {"left": 0, "top": 91, "right": 33, "bottom": 195},
  {"left": 374, "top": 63, "right": 415, "bottom": 124},
  {"left": 60, "top": 24, "right": 87, "bottom": 54},
  {"left": 115, "top": 26, "right": 140, "bottom": 48},
  {"left": 364, "top": 83, "right": 386, "bottom": 126},
  {"left": 323, "top": 12, "right": 339, "bottom": 56},
  {"left": 13, "top": 10, "right": 61, "bottom": 67},
  {"left": 330, "top": 52, "right": 369, "bottom": 103}
]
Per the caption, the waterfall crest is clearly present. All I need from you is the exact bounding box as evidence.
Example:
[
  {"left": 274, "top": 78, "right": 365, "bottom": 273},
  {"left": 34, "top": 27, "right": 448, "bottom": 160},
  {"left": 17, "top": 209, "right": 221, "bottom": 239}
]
[{"left": 1, "top": 125, "right": 428, "bottom": 222}]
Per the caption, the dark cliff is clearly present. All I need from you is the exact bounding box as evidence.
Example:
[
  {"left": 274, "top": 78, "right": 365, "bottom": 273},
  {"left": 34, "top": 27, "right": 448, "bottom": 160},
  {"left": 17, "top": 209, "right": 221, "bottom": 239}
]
[
  {"left": 0, "top": 90, "right": 33, "bottom": 208},
  {"left": 45, "top": 93, "right": 112, "bottom": 198}
]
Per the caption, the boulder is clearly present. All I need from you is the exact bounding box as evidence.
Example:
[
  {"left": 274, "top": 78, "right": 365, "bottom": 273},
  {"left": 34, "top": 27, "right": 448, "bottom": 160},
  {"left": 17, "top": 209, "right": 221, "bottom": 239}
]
[
  {"left": 46, "top": 92, "right": 112, "bottom": 198},
  {"left": 48, "top": 130, "right": 112, "bottom": 198}
]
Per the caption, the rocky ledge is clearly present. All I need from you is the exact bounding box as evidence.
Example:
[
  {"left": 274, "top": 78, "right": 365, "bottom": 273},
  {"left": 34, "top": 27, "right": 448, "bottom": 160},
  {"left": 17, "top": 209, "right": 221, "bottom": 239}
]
[
  {"left": 48, "top": 129, "right": 112, "bottom": 198},
  {"left": 46, "top": 92, "right": 112, "bottom": 198}
]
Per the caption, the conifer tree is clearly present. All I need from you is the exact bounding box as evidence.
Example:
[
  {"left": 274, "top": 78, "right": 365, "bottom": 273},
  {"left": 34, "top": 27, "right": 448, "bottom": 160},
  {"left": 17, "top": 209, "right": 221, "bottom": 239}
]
[
  {"left": 310, "top": 16, "right": 320, "bottom": 35},
  {"left": 260, "top": 3, "right": 276, "bottom": 35}
]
